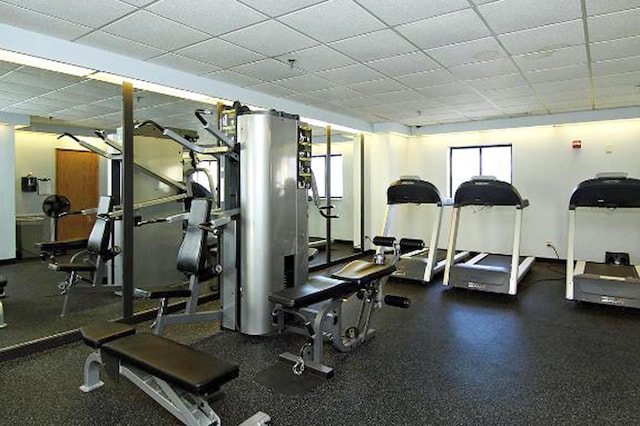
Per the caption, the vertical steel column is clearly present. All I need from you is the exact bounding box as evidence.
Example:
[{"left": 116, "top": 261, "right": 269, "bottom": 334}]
[
  {"left": 324, "top": 125, "right": 332, "bottom": 263},
  {"left": 121, "top": 82, "right": 134, "bottom": 320},
  {"left": 359, "top": 133, "right": 365, "bottom": 252}
]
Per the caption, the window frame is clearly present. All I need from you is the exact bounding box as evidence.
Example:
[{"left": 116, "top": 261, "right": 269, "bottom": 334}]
[{"left": 448, "top": 144, "right": 513, "bottom": 197}]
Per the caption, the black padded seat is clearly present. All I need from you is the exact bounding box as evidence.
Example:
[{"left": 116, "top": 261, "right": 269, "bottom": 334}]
[
  {"left": 331, "top": 260, "right": 397, "bottom": 285},
  {"left": 102, "top": 333, "right": 239, "bottom": 395},
  {"left": 137, "top": 286, "right": 192, "bottom": 299},
  {"left": 269, "top": 276, "right": 355, "bottom": 309},
  {"left": 81, "top": 322, "right": 136, "bottom": 349},
  {"left": 36, "top": 238, "right": 88, "bottom": 252},
  {"left": 49, "top": 263, "right": 96, "bottom": 272}
]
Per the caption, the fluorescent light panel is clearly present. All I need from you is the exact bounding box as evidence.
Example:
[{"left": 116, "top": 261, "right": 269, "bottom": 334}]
[{"left": 0, "top": 49, "right": 94, "bottom": 77}]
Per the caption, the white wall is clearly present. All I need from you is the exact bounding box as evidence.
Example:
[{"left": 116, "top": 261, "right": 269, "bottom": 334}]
[
  {"left": 366, "top": 119, "right": 640, "bottom": 262},
  {"left": 14, "top": 131, "right": 108, "bottom": 215},
  {"left": 0, "top": 125, "right": 17, "bottom": 260}
]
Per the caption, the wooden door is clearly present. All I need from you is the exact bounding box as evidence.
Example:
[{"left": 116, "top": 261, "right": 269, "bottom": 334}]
[{"left": 55, "top": 149, "right": 99, "bottom": 240}]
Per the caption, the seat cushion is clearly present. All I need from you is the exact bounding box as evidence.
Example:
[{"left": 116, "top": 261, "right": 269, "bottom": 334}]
[
  {"left": 269, "top": 276, "right": 355, "bottom": 309},
  {"left": 36, "top": 238, "right": 88, "bottom": 251},
  {"left": 81, "top": 322, "right": 136, "bottom": 349},
  {"left": 103, "top": 333, "right": 239, "bottom": 395},
  {"left": 49, "top": 262, "right": 96, "bottom": 272},
  {"left": 136, "top": 286, "right": 192, "bottom": 299},
  {"left": 331, "top": 260, "right": 396, "bottom": 285}
]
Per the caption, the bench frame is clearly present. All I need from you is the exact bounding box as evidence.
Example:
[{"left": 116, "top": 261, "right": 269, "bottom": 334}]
[{"left": 81, "top": 349, "right": 224, "bottom": 426}]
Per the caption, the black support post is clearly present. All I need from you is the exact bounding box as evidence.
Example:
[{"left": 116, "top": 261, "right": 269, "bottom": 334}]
[
  {"left": 122, "top": 82, "right": 134, "bottom": 320},
  {"left": 325, "top": 125, "right": 332, "bottom": 263},
  {"left": 360, "top": 133, "right": 365, "bottom": 252}
]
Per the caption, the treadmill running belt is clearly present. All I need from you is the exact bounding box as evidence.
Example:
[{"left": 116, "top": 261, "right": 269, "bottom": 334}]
[
  {"left": 478, "top": 254, "right": 524, "bottom": 268},
  {"left": 584, "top": 263, "right": 639, "bottom": 279}
]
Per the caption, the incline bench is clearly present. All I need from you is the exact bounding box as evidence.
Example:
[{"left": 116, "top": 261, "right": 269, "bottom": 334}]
[
  {"left": 80, "top": 322, "right": 270, "bottom": 426},
  {"left": 270, "top": 237, "right": 410, "bottom": 377}
]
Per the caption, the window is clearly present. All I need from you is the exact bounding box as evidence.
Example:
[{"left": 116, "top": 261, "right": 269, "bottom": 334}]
[
  {"left": 311, "top": 154, "right": 344, "bottom": 198},
  {"left": 449, "top": 145, "right": 512, "bottom": 196},
  {"left": 191, "top": 159, "right": 220, "bottom": 199}
]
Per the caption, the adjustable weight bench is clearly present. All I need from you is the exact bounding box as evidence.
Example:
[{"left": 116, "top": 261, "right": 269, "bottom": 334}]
[
  {"left": 0, "top": 275, "right": 7, "bottom": 328},
  {"left": 80, "top": 322, "right": 270, "bottom": 426},
  {"left": 270, "top": 237, "right": 409, "bottom": 377}
]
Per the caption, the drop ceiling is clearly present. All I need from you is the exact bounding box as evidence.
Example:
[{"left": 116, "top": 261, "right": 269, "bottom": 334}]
[{"left": 1, "top": 0, "right": 640, "bottom": 127}]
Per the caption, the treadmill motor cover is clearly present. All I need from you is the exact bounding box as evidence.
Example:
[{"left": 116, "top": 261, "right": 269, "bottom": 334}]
[
  {"left": 569, "top": 176, "right": 640, "bottom": 209},
  {"left": 387, "top": 178, "right": 442, "bottom": 205},
  {"left": 454, "top": 178, "right": 527, "bottom": 208}
]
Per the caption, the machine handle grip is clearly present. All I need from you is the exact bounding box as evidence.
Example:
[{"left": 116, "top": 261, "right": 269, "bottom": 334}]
[
  {"left": 57, "top": 132, "right": 81, "bottom": 143},
  {"left": 384, "top": 295, "right": 411, "bottom": 308},
  {"left": 194, "top": 109, "right": 209, "bottom": 126},
  {"left": 319, "top": 210, "right": 339, "bottom": 219}
]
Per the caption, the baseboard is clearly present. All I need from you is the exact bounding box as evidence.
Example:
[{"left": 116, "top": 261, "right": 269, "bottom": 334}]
[{"left": 0, "top": 258, "right": 16, "bottom": 266}]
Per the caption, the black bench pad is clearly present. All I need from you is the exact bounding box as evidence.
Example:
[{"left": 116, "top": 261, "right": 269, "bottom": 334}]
[
  {"left": 81, "top": 322, "right": 136, "bottom": 349},
  {"left": 269, "top": 276, "right": 355, "bottom": 309},
  {"left": 331, "top": 260, "right": 396, "bottom": 285},
  {"left": 49, "top": 262, "right": 96, "bottom": 272},
  {"left": 102, "top": 334, "right": 239, "bottom": 395},
  {"left": 36, "top": 238, "right": 88, "bottom": 252},
  {"left": 136, "top": 286, "right": 192, "bottom": 299}
]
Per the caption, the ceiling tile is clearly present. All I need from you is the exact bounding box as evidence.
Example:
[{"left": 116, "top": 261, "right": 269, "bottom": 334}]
[
  {"left": 101, "top": 10, "right": 209, "bottom": 50},
  {"left": 492, "top": 95, "right": 544, "bottom": 108},
  {"left": 222, "top": 20, "right": 317, "bottom": 57},
  {"left": 148, "top": 53, "right": 221, "bottom": 75},
  {"left": 366, "top": 52, "right": 439, "bottom": 76},
  {"left": 329, "top": 29, "right": 416, "bottom": 62},
  {"left": 0, "top": 3, "right": 93, "bottom": 40},
  {"left": 546, "top": 101, "right": 591, "bottom": 113},
  {"left": 586, "top": 0, "right": 640, "bottom": 16},
  {"left": 274, "top": 75, "right": 335, "bottom": 92},
  {"left": 0, "top": 81, "right": 51, "bottom": 97},
  {"left": 231, "top": 59, "right": 303, "bottom": 81},
  {"left": 466, "top": 73, "right": 528, "bottom": 90},
  {"left": 479, "top": 85, "right": 533, "bottom": 99},
  {"left": 1, "top": 0, "right": 135, "bottom": 28},
  {"left": 275, "top": 46, "right": 356, "bottom": 72},
  {"left": 121, "top": 0, "right": 155, "bottom": 6},
  {"left": 305, "top": 86, "right": 363, "bottom": 101},
  {"left": 533, "top": 78, "right": 591, "bottom": 94},
  {"left": 588, "top": 8, "right": 640, "bottom": 42},
  {"left": 205, "top": 70, "right": 265, "bottom": 86},
  {"left": 372, "top": 90, "right": 425, "bottom": 104},
  {"left": 498, "top": 19, "right": 585, "bottom": 55},
  {"left": 426, "top": 37, "right": 506, "bottom": 68},
  {"left": 177, "top": 38, "right": 265, "bottom": 68},
  {"left": 478, "top": 0, "right": 582, "bottom": 34},
  {"left": 76, "top": 31, "right": 164, "bottom": 60},
  {"left": 395, "top": 68, "right": 456, "bottom": 88},
  {"left": 593, "top": 70, "right": 640, "bottom": 87},
  {"left": 316, "top": 64, "right": 384, "bottom": 85},
  {"left": 348, "top": 78, "right": 407, "bottom": 95},
  {"left": 513, "top": 45, "right": 587, "bottom": 71},
  {"left": 449, "top": 58, "right": 518, "bottom": 79},
  {"left": 1, "top": 68, "right": 84, "bottom": 89},
  {"left": 590, "top": 36, "right": 640, "bottom": 61},
  {"left": 525, "top": 64, "right": 589, "bottom": 83},
  {"left": 357, "top": 0, "right": 469, "bottom": 26},
  {"left": 593, "top": 55, "right": 640, "bottom": 76},
  {"left": 238, "top": 0, "right": 327, "bottom": 17},
  {"left": 279, "top": 0, "right": 385, "bottom": 43},
  {"left": 436, "top": 93, "right": 489, "bottom": 106},
  {"left": 148, "top": 0, "right": 267, "bottom": 36},
  {"left": 416, "top": 82, "right": 473, "bottom": 97},
  {"left": 338, "top": 95, "right": 382, "bottom": 108},
  {"left": 249, "top": 82, "right": 298, "bottom": 97},
  {"left": 396, "top": 9, "right": 491, "bottom": 49}
]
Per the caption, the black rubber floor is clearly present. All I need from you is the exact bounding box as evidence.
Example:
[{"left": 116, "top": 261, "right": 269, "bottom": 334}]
[{"left": 2, "top": 261, "right": 640, "bottom": 425}]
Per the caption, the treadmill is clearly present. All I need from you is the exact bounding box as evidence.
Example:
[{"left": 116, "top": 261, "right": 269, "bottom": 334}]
[
  {"left": 443, "top": 176, "right": 535, "bottom": 295},
  {"left": 566, "top": 173, "right": 640, "bottom": 308},
  {"left": 379, "top": 177, "right": 468, "bottom": 284}
]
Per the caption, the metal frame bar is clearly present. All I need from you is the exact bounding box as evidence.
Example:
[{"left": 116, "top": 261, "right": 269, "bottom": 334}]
[
  {"left": 423, "top": 205, "right": 444, "bottom": 282},
  {"left": 566, "top": 209, "right": 576, "bottom": 299},
  {"left": 325, "top": 125, "right": 332, "bottom": 263},
  {"left": 122, "top": 82, "right": 134, "bottom": 320},
  {"left": 443, "top": 206, "right": 461, "bottom": 286},
  {"left": 509, "top": 208, "right": 524, "bottom": 295}
]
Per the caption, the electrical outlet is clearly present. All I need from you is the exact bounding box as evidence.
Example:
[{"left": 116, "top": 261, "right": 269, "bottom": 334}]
[{"left": 545, "top": 240, "right": 553, "bottom": 247}]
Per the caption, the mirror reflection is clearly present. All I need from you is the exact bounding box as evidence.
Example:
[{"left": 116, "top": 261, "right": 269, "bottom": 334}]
[{"left": 1, "top": 60, "right": 122, "bottom": 349}]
